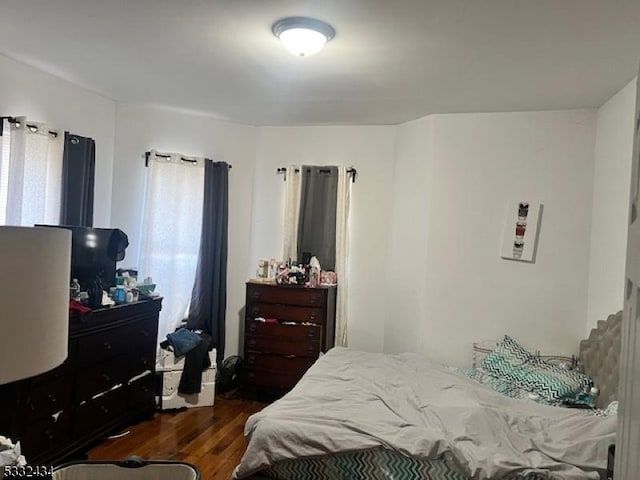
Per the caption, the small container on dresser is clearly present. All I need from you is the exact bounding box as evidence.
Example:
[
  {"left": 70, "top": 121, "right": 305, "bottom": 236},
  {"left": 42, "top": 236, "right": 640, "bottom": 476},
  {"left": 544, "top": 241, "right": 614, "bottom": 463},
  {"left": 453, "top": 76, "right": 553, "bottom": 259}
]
[{"left": 244, "top": 282, "right": 336, "bottom": 392}]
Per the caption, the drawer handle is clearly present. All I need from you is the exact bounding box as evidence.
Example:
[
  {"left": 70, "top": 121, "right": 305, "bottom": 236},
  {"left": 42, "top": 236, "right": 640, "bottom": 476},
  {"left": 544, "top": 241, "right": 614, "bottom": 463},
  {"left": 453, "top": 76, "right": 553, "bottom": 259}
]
[
  {"left": 100, "top": 405, "right": 109, "bottom": 414},
  {"left": 251, "top": 292, "right": 261, "bottom": 300},
  {"left": 308, "top": 314, "right": 317, "bottom": 321},
  {"left": 248, "top": 372, "right": 255, "bottom": 379},
  {"left": 251, "top": 307, "right": 260, "bottom": 316},
  {"left": 103, "top": 341, "right": 112, "bottom": 351},
  {"left": 248, "top": 339, "right": 256, "bottom": 348},
  {"left": 102, "top": 373, "right": 111, "bottom": 382},
  {"left": 248, "top": 323, "right": 257, "bottom": 333},
  {"left": 45, "top": 430, "right": 54, "bottom": 441},
  {"left": 248, "top": 356, "right": 255, "bottom": 365},
  {"left": 140, "top": 329, "right": 149, "bottom": 337},
  {"left": 307, "top": 331, "right": 317, "bottom": 338},
  {"left": 47, "top": 393, "right": 57, "bottom": 403}
]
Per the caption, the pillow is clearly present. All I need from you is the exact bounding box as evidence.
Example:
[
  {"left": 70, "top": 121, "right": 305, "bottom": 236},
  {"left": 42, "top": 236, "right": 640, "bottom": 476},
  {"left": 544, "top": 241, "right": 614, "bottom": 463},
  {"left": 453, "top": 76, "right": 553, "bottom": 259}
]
[
  {"left": 482, "top": 335, "right": 594, "bottom": 403},
  {"left": 513, "top": 359, "right": 593, "bottom": 403},
  {"left": 482, "top": 335, "right": 535, "bottom": 380},
  {"left": 604, "top": 400, "right": 619, "bottom": 416}
]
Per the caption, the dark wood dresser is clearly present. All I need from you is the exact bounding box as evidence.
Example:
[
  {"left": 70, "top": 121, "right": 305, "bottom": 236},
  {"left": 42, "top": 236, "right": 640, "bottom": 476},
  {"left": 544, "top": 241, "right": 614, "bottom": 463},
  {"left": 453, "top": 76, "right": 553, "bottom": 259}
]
[
  {"left": 244, "top": 282, "right": 336, "bottom": 391},
  {"left": 0, "top": 298, "right": 161, "bottom": 465}
]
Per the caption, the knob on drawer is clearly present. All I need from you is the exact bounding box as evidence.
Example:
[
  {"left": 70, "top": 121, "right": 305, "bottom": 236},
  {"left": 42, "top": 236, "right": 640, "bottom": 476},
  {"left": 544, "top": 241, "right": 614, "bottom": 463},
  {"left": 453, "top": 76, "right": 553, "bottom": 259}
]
[
  {"left": 247, "top": 356, "right": 256, "bottom": 365},
  {"left": 103, "top": 341, "right": 112, "bottom": 351},
  {"left": 248, "top": 339, "right": 257, "bottom": 348},
  {"left": 251, "top": 307, "right": 260, "bottom": 316},
  {"left": 248, "top": 323, "right": 257, "bottom": 332}
]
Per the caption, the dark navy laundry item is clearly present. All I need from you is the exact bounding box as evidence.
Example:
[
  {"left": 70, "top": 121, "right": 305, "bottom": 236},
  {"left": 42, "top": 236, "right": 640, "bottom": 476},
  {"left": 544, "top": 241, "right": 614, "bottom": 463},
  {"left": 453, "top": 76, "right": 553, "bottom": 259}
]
[{"left": 167, "top": 328, "right": 203, "bottom": 357}]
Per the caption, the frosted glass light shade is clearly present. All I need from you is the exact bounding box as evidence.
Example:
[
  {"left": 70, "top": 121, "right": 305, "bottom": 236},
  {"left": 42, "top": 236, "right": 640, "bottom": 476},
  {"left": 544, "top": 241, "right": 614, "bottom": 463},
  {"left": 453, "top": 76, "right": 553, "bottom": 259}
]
[
  {"left": 0, "top": 226, "right": 71, "bottom": 384},
  {"left": 279, "top": 28, "right": 328, "bottom": 56},
  {"left": 272, "top": 17, "right": 335, "bottom": 57}
]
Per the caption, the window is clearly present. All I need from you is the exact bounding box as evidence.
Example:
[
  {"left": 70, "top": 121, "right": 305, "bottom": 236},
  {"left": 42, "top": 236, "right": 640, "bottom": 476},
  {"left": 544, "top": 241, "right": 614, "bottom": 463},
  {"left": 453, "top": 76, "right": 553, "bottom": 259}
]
[{"left": 0, "top": 117, "right": 63, "bottom": 226}]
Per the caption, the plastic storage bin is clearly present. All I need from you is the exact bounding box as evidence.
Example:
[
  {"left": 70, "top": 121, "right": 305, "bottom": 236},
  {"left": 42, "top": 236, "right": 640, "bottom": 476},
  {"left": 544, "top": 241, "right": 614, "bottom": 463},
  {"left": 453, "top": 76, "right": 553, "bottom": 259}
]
[
  {"left": 53, "top": 457, "right": 200, "bottom": 480},
  {"left": 156, "top": 348, "right": 217, "bottom": 410}
]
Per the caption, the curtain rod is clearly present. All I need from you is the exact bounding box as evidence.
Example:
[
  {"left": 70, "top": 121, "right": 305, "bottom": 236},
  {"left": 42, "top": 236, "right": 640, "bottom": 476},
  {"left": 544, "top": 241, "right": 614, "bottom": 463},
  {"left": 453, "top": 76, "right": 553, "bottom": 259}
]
[
  {"left": 144, "top": 151, "right": 232, "bottom": 168},
  {"left": 276, "top": 166, "right": 357, "bottom": 183},
  {"left": 0, "top": 116, "right": 59, "bottom": 138}
]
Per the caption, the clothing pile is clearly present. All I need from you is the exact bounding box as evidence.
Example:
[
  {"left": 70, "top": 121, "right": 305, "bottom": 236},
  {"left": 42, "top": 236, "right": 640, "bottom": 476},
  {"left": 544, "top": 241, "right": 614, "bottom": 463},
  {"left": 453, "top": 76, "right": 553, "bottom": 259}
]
[{"left": 160, "top": 328, "right": 213, "bottom": 394}]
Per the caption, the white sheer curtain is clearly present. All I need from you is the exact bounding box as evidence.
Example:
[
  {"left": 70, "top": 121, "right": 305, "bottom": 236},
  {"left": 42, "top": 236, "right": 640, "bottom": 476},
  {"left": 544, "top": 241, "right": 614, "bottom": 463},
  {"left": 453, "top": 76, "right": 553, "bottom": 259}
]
[
  {"left": 281, "top": 164, "right": 351, "bottom": 346},
  {"left": 0, "top": 117, "right": 63, "bottom": 226},
  {"left": 282, "top": 165, "right": 302, "bottom": 263},
  {"left": 335, "top": 166, "right": 351, "bottom": 346},
  {"left": 139, "top": 150, "right": 204, "bottom": 344}
]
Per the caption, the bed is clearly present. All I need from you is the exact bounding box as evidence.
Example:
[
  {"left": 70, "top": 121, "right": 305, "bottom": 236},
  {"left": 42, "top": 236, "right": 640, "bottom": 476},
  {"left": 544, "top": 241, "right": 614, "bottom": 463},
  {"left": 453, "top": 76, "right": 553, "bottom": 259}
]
[{"left": 233, "top": 311, "right": 622, "bottom": 480}]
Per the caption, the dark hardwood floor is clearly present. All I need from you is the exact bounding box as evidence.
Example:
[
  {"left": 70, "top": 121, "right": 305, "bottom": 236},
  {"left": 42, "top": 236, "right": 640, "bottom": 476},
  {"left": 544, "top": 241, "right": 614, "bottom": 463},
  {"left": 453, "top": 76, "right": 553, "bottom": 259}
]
[{"left": 87, "top": 397, "right": 266, "bottom": 480}]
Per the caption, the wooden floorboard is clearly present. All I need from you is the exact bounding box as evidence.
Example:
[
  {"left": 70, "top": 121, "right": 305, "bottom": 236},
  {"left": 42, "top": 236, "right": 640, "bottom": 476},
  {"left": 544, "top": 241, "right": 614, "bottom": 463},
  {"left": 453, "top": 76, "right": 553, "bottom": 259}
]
[{"left": 87, "top": 397, "right": 266, "bottom": 480}]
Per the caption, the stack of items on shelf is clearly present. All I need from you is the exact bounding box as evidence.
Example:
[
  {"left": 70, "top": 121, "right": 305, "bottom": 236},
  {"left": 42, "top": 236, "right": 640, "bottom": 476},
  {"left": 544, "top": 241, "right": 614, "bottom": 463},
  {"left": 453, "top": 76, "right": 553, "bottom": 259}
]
[{"left": 254, "top": 255, "right": 338, "bottom": 287}]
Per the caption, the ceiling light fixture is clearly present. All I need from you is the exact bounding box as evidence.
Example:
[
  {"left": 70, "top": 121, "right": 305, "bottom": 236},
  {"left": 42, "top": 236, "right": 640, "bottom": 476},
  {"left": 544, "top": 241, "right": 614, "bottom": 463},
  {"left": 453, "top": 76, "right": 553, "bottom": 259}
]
[{"left": 272, "top": 16, "right": 335, "bottom": 57}]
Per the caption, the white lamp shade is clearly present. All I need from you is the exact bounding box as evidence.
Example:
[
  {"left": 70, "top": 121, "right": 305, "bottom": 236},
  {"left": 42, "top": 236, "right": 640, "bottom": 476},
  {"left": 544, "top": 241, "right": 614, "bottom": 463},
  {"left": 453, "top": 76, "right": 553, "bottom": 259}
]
[
  {"left": 279, "top": 28, "right": 328, "bottom": 56},
  {"left": 0, "top": 226, "right": 71, "bottom": 384}
]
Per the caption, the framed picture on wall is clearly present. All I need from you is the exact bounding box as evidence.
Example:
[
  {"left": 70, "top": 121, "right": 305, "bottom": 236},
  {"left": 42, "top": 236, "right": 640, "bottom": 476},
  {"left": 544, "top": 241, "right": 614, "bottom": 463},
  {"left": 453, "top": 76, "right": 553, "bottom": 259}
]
[{"left": 500, "top": 200, "right": 542, "bottom": 263}]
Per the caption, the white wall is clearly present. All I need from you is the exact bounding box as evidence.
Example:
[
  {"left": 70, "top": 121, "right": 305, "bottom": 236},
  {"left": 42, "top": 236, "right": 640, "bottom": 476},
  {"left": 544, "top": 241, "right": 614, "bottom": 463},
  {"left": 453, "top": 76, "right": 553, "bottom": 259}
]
[
  {"left": 0, "top": 54, "right": 116, "bottom": 226},
  {"left": 586, "top": 79, "right": 637, "bottom": 330},
  {"left": 251, "top": 126, "right": 397, "bottom": 352},
  {"left": 4, "top": 51, "right": 630, "bottom": 366},
  {"left": 385, "top": 110, "right": 598, "bottom": 366},
  {"left": 384, "top": 116, "right": 433, "bottom": 354},
  {"left": 112, "top": 104, "right": 258, "bottom": 356}
]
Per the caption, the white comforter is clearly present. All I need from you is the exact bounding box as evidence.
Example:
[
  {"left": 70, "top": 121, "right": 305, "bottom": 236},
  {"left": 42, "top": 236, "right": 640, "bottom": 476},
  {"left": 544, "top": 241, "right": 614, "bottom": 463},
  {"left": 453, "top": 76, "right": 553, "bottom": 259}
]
[{"left": 233, "top": 348, "right": 616, "bottom": 479}]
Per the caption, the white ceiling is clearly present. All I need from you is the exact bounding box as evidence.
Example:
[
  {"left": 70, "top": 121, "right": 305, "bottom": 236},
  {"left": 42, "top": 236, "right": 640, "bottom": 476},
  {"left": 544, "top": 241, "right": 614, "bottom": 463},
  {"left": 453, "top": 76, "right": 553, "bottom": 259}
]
[{"left": 0, "top": 1, "right": 639, "bottom": 126}]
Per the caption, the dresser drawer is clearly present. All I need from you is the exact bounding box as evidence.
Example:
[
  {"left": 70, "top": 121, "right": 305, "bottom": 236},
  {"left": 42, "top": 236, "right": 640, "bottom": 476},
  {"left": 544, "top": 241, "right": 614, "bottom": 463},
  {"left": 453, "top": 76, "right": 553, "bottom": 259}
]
[
  {"left": 247, "top": 303, "right": 324, "bottom": 323},
  {"left": 74, "top": 386, "right": 127, "bottom": 439},
  {"left": 121, "top": 350, "right": 156, "bottom": 382},
  {"left": 128, "top": 373, "right": 155, "bottom": 412},
  {"left": 25, "top": 376, "right": 73, "bottom": 422},
  {"left": 245, "top": 320, "right": 321, "bottom": 341},
  {"left": 245, "top": 353, "right": 316, "bottom": 372},
  {"left": 22, "top": 410, "right": 71, "bottom": 460},
  {"left": 247, "top": 284, "right": 325, "bottom": 306},
  {"left": 245, "top": 336, "right": 320, "bottom": 357},
  {"left": 246, "top": 367, "right": 307, "bottom": 390},
  {"left": 76, "top": 359, "right": 128, "bottom": 401},
  {"left": 76, "top": 317, "right": 156, "bottom": 367}
]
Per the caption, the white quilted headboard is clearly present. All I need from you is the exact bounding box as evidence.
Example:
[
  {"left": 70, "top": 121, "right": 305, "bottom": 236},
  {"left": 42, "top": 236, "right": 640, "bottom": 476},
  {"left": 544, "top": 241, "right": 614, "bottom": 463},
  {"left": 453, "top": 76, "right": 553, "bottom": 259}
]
[{"left": 579, "top": 311, "right": 622, "bottom": 409}]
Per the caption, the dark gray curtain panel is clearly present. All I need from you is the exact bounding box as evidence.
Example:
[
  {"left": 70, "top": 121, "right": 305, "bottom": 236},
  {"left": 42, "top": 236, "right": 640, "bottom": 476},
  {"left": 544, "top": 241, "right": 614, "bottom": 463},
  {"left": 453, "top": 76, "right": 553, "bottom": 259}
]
[
  {"left": 297, "top": 166, "right": 338, "bottom": 270},
  {"left": 60, "top": 132, "right": 95, "bottom": 226},
  {"left": 187, "top": 160, "right": 229, "bottom": 363}
]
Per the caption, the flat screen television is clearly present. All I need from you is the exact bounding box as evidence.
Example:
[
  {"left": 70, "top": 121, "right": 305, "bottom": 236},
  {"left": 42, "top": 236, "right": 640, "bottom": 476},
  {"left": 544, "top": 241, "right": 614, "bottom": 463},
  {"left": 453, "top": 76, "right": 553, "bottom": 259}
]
[{"left": 36, "top": 225, "right": 127, "bottom": 290}]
